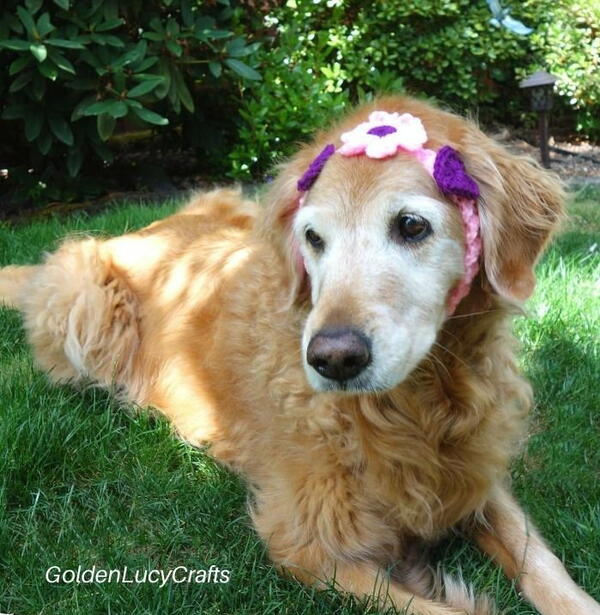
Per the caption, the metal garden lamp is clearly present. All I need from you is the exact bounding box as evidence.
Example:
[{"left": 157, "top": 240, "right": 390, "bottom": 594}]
[{"left": 519, "top": 70, "right": 557, "bottom": 168}]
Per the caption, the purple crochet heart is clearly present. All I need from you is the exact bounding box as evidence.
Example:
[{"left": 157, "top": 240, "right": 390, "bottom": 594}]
[
  {"left": 297, "top": 144, "right": 336, "bottom": 192},
  {"left": 433, "top": 146, "right": 479, "bottom": 200}
]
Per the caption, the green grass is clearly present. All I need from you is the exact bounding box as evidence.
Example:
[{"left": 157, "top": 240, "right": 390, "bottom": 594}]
[{"left": 0, "top": 195, "right": 598, "bottom": 615}]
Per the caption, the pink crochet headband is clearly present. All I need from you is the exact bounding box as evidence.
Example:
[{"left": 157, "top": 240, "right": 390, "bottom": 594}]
[{"left": 295, "top": 111, "right": 482, "bottom": 315}]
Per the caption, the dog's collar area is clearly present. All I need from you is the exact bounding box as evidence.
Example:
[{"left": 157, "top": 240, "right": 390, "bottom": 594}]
[{"left": 295, "top": 111, "right": 482, "bottom": 315}]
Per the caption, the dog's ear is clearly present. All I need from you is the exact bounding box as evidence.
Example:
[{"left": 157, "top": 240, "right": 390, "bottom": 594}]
[
  {"left": 460, "top": 127, "right": 565, "bottom": 303},
  {"left": 258, "top": 145, "right": 322, "bottom": 304}
]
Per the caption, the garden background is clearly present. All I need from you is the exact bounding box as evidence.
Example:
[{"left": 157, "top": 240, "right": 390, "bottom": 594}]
[{"left": 0, "top": 0, "right": 599, "bottom": 212}]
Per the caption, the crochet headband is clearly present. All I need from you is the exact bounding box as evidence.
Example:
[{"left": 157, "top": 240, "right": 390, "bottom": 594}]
[{"left": 295, "top": 111, "right": 482, "bottom": 315}]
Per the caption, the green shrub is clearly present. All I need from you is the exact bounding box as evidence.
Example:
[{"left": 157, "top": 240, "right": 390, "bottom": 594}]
[
  {"left": 527, "top": 2, "right": 600, "bottom": 139},
  {"left": 228, "top": 14, "right": 351, "bottom": 181},
  {"left": 228, "top": 2, "right": 411, "bottom": 180},
  {"left": 230, "top": 0, "right": 599, "bottom": 180},
  {"left": 229, "top": 0, "right": 538, "bottom": 179},
  {"left": 0, "top": 0, "right": 260, "bottom": 205}
]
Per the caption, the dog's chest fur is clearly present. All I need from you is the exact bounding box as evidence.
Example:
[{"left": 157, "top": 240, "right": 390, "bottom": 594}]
[
  {"left": 203, "top": 259, "right": 531, "bottom": 540},
  {"left": 282, "top": 364, "right": 527, "bottom": 539}
]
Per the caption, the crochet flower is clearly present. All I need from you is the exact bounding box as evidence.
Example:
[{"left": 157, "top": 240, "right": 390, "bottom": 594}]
[{"left": 338, "top": 111, "right": 431, "bottom": 161}]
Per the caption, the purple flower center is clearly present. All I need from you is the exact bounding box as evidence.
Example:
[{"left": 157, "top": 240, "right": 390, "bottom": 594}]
[{"left": 367, "top": 125, "right": 397, "bottom": 137}]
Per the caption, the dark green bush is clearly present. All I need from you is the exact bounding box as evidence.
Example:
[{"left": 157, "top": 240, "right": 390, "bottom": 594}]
[
  {"left": 1, "top": 0, "right": 597, "bottom": 197},
  {"left": 0, "top": 0, "right": 260, "bottom": 205}
]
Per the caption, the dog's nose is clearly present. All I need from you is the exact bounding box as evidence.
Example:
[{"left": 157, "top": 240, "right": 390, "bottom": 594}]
[{"left": 307, "top": 328, "right": 371, "bottom": 381}]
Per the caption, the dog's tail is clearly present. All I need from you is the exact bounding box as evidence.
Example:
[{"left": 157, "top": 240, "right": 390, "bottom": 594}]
[
  {"left": 0, "top": 265, "right": 39, "bottom": 309},
  {"left": 2, "top": 240, "right": 142, "bottom": 397}
]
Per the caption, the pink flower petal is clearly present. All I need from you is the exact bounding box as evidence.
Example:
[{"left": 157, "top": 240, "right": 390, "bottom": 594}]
[
  {"left": 338, "top": 142, "right": 366, "bottom": 156},
  {"left": 395, "top": 115, "right": 427, "bottom": 150},
  {"left": 340, "top": 122, "right": 370, "bottom": 143},
  {"left": 369, "top": 110, "right": 394, "bottom": 123},
  {"left": 365, "top": 138, "right": 399, "bottom": 159}
]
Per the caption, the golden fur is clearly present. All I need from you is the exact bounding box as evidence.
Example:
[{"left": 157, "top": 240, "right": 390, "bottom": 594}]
[{"left": 1, "top": 97, "right": 598, "bottom": 615}]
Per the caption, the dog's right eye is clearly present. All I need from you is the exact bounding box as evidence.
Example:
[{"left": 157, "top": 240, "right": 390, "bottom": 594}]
[
  {"left": 305, "top": 228, "right": 325, "bottom": 251},
  {"left": 392, "top": 213, "right": 432, "bottom": 244}
]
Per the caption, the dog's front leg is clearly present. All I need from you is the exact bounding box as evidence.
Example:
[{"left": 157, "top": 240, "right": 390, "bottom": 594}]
[
  {"left": 267, "top": 541, "right": 478, "bottom": 615},
  {"left": 149, "top": 355, "right": 222, "bottom": 448},
  {"left": 253, "top": 485, "right": 491, "bottom": 615},
  {"left": 472, "top": 486, "right": 600, "bottom": 615}
]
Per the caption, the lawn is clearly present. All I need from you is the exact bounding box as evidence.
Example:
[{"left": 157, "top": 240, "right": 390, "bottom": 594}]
[{"left": 0, "top": 191, "right": 598, "bottom": 615}]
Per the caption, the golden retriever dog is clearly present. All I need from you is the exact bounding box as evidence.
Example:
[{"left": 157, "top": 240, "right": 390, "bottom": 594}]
[{"left": 1, "top": 96, "right": 598, "bottom": 615}]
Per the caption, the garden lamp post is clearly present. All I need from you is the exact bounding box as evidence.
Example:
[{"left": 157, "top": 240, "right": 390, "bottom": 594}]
[{"left": 519, "top": 70, "right": 557, "bottom": 168}]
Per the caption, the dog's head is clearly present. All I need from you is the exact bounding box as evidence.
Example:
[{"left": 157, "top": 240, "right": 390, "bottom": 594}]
[{"left": 260, "top": 97, "right": 564, "bottom": 393}]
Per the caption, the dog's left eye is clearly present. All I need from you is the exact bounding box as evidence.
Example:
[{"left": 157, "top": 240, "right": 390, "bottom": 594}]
[
  {"left": 305, "top": 228, "right": 325, "bottom": 251},
  {"left": 392, "top": 214, "right": 432, "bottom": 244}
]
